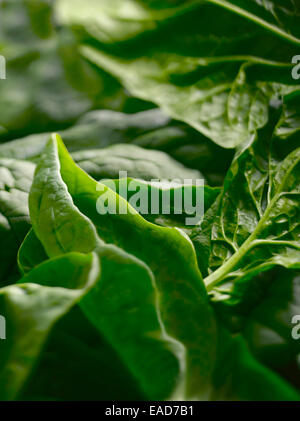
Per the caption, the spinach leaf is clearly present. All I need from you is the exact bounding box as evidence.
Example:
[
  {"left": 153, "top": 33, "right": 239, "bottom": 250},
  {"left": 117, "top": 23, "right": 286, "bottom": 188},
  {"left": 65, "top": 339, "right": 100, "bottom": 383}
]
[
  {"left": 244, "top": 270, "right": 300, "bottom": 377},
  {"left": 101, "top": 178, "right": 219, "bottom": 230},
  {"left": 0, "top": 158, "right": 35, "bottom": 284},
  {"left": 0, "top": 0, "right": 123, "bottom": 141},
  {"left": 72, "top": 144, "right": 203, "bottom": 181},
  {"left": 56, "top": 0, "right": 300, "bottom": 147},
  {"left": 19, "top": 305, "right": 146, "bottom": 400},
  {"left": 17, "top": 228, "right": 48, "bottom": 275},
  {"left": 191, "top": 104, "right": 300, "bottom": 290},
  {"left": 0, "top": 109, "right": 231, "bottom": 184},
  {"left": 211, "top": 322, "right": 299, "bottom": 401},
  {"left": 1, "top": 0, "right": 300, "bottom": 401},
  {"left": 28, "top": 133, "right": 217, "bottom": 399},
  {"left": 22, "top": 133, "right": 299, "bottom": 400}
]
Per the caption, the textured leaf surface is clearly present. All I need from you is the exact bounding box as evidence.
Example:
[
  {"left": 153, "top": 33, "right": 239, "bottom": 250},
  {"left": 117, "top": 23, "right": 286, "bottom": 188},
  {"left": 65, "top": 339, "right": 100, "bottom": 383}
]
[
  {"left": 28, "top": 134, "right": 217, "bottom": 399},
  {"left": 57, "top": 0, "right": 300, "bottom": 147},
  {"left": 0, "top": 109, "right": 231, "bottom": 184},
  {"left": 0, "top": 252, "right": 100, "bottom": 400},
  {"left": 191, "top": 105, "right": 300, "bottom": 291}
]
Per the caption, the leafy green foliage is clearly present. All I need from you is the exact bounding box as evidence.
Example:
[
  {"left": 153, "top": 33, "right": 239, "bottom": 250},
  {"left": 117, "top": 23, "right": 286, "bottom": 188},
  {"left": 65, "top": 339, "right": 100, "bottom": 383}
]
[
  {"left": 0, "top": 0, "right": 299, "bottom": 402},
  {"left": 0, "top": 158, "right": 35, "bottom": 284},
  {"left": 0, "top": 0, "right": 125, "bottom": 140},
  {"left": 72, "top": 144, "right": 203, "bottom": 181},
  {"left": 56, "top": 0, "right": 300, "bottom": 147},
  {"left": 0, "top": 252, "right": 100, "bottom": 400},
  {"left": 192, "top": 104, "right": 300, "bottom": 289},
  {"left": 0, "top": 109, "right": 232, "bottom": 185}
]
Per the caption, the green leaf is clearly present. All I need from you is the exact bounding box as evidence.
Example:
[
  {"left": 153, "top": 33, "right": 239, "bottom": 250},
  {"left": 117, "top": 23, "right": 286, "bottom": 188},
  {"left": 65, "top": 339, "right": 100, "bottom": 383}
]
[
  {"left": 0, "top": 109, "right": 170, "bottom": 160},
  {"left": 209, "top": 265, "right": 300, "bottom": 396},
  {"left": 28, "top": 133, "right": 217, "bottom": 399},
  {"left": 0, "top": 0, "right": 123, "bottom": 140},
  {"left": 0, "top": 158, "right": 35, "bottom": 284},
  {"left": 6, "top": 238, "right": 181, "bottom": 400},
  {"left": 191, "top": 103, "right": 300, "bottom": 293},
  {"left": 1, "top": 0, "right": 300, "bottom": 402},
  {"left": 17, "top": 228, "right": 48, "bottom": 274},
  {"left": 0, "top": 251, "right": 100, "bottom": 400},
  {"left": 211, "top": 323, "right": 300, "bottom": 401},
  {"left": 29, "top": 137, "right": 98, "bottom": 257},
  {"left": 72, "top": 143, "right": 203, "bottom": 181},
  {"left": 56, "top": 0, "right": 300, "bottom": 147},
  {"left": 24, "top": 0, "right": 54, "bottom": 39},
  {"left": 19, "top": 305, "right": 146, "bottom": 400},
  {"left": 207, "top": 0, "right": 300, "bottom": 44},
  {"left": 101, "top": 177, "right": 219, "bottom": 230}
]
